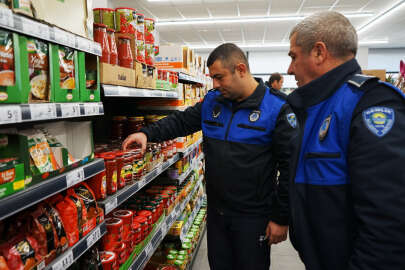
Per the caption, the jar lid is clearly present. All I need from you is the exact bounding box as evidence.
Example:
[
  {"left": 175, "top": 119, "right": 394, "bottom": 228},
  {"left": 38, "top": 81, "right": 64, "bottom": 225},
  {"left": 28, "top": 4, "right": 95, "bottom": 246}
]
[
  {"left": 118, "top": 35, "right": 132, "bottom": 40},
  {"left": 93, "top": 23, "right": 107, "bottom": 28},
  {"left": 132, "top": 221, "right": 141, "bottom": 229},
  {"left": 133, "top": 215, "right": 147, "bottom": 223},
  {"left": 115, "top": 151, "right": 125, "bottom": 157},
  {"left": 137, "top": 13, "right": 144, "bottom": 16},
  {"left": 169, "top": 250, "right": 178, "bottom": 255},
  {"left": 166, "top": 254, "right": 176, "bottom": 260},
  {"left": 137, "top": 210, "right": 152, "bottom": 217},
  {"left": 115, "top": 7, "right": 136, "bottom": 11},
  {"left": 174, "top": 260, "right": 183, "bottom": 266},
  {"left": 107, "top": 28, "right": 116, "bottom": 33},
  {"left": 144, "top": 18, "right": 155, "bottom": 21},
  {"left": 103, "top": 153, "right": 116, "bottom": 160}
]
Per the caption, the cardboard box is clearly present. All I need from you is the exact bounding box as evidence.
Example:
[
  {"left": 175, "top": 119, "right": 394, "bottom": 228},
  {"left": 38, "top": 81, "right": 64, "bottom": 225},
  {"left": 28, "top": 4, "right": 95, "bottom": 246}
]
[
  {"left": 50, "top": 44, "right": 80, "bottom": 102},
  {"left": 154, "top": 45, "right": 188, "bottom": 72},
  {"left": 100, "top": 63, "right": 136, "bottom": 87},
  {"left": 135, "top": 61, "right": 147, "bottom": 88},
  {"left": 0, "top": 31, "right": 29, "bottom": 104},
  {"left": 0, "top": 133, "right": 26, "bottom": 199},
  {"left": 78, "top": 52, "right": 101, "bottom": 102},
  {"left": 11, "top": 0, "right": 33, "bottom": 17},
  {"left": 362, "top": 69, "right": 386, "bottom": 81},
  {"left": 31, "top": 0, "right": 92, "bottom": 39},
  {"left": 145, "top": 66, "right": 157, "bottom": 89}
]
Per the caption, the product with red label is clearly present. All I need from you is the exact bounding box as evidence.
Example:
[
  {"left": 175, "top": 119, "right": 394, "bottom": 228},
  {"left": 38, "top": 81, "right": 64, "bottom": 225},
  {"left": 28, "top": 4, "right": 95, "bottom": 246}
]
[
  {"left": 87, "top": 170, "right": 107, "bottom": 200},
  {"left": 55, "top": 196, "right": 82, "bottom": 246},
  {"left": 103, "top": 218, "right": 123, "bottom": 251},
  {"left": 93, "top": 23, "right": 110, "bottom": 64},
  {"left": 0, "top": 235, "right": 41, "bottom": 270},
  {"left": 0, "top": 30, "right": 15, "bottom": 87},
  {"left": 145, "top": 43, "right": 154, "bottom": 66},
  {"left": 43, "top": 204, "right": 68, "bottom": 255},
  {"left": 117, "top": 36, "right": 133, "bottom": 69},
  {"left": 0, "top": 256, "right": 9, "bottom": 270},
  {"left": 107, "top": 28, "right": 118, "bottom": 65},
  {"left": 100, "top": 251, "right": 117, "bottom": 270},
  {"left": 133, "top": 216, "right": 148, "bottom": 241},
  {"left": 103, "top": 154, "right": 118, "bottom": 195},
  {"left": 144, "top": 18, "right": 155, "bottom": 44},
  {"left": 136, "top": 13, "right": 144, "bottom": 41},
  {"left": 114, "top": 152, "right": 126, "bottom": 189},
  {"left": 135, "top": 39, "right": 145, "bottom": 64},
  {"left": 116, "top": 242, "right": 126, "bottom": 265},
  {"left": 115, "top": 7, "right": 136, "bottom": 34},
  {"left": 132, "top": 222, "right": 141, "bottom": 245},
  {"left": 112, "top": 210, "right": 132, "bottom": 241}
]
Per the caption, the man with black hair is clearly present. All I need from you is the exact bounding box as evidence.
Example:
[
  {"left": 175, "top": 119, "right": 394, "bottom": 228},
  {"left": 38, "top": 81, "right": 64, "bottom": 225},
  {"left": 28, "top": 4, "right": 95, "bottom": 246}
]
[
  {"left": 123, "top": 43, "right": 296, "bottom": 270},
  {"left": 267, "top": 73, "right": 284, "bottom": 91}
]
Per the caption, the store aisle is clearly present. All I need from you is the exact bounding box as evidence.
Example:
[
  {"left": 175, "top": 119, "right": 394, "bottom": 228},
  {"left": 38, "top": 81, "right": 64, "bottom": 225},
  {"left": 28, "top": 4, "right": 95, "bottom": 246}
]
[{"left": 192, "top": 233, "right": 305, "bottom": 270}]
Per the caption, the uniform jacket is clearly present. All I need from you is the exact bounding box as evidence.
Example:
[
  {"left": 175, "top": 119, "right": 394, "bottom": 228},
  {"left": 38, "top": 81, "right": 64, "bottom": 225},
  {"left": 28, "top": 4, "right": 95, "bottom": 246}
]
[
  {"left": 142, "top": 79, "right": 296, "bottom": 224},
  {"left": 287, "top": 58, "right": 405, "bottom": 269}
]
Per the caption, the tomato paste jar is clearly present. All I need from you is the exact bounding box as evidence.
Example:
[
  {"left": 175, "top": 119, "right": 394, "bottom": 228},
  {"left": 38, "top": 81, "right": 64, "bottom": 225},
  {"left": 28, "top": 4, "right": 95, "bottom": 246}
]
[
  {"left": 87, "top": 170, "right": 107, "bottom": 200},
  {"left": 103, "top": 154, "right": 117, "bottom": 195},
  {"left": 93, "top": 8, "right": 115, "bottom": 29},
  {"left": 132, "top": 222, "right": 142, "bottom": 244},
  {"left": 131, "top": 149, "right": 144, "bottom": 180},
  {"left": 113, "top": 210, "right": 133, "bottom": 241},
  {"left": 133, "top": 216, "right": 148, "bottom": 240},
  {"left": 93, "top": 23, "right": 110, "bottom": 64},
  {"left": 122, "top": 153, "right": 134, "bottom": 185},
  {"left": 127, "top": 116, "right": 145, "bottom": 135},
  {"left": 103, "top": 218, "right": 123, "bottom": 250},
  {"left": 142, "top": 206, "right": 155, "bottom": 226},
  {"left": 115, "top": 7, "right": 136, "bottom": 34},
  {"left": 117, "top": 35, "right": 133, "bottom": 69},
  {"left": 107, "top": 28, "right": 118, "bottom": 65},
  {"left": 100, "top": 251, "right": 117, "bottom": 270},
  {"left": 136, "top": 13, "right": 144, "bottom": 41},
  {"left": 115, "top": 151, "right": 126, "bottom": 189},
  {"left": 136, "top": 38, "right": 145, "bottom": 63},
  {"left": 144, "top": 18, "right": 155, "bottom": 44},
  {"left": 145, "top": 43, "right": 154, "bottom": 66}
]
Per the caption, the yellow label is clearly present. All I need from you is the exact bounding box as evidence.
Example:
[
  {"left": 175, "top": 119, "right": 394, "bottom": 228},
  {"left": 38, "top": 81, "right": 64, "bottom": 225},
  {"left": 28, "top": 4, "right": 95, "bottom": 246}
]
[
  {"left": 112, "top": 171, "right": 117, "bottom": 183},
  {"left": 13, "top": 179, "right": 25, "bottom": 190}
]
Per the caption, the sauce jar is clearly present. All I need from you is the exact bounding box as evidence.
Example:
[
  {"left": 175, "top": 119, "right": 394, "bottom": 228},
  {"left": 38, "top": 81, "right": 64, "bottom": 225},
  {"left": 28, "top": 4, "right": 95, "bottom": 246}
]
[
  {"left": 122, "top": 153, "right": 134, "bottom": 185},
  {"left": 107, "top": 28, "right": 118, "bottom": 65},
  {"left": 117, "top": 35, "right": 133, "bottom": 69},
  {"left": 93, "top": 23, "right": 110, "bottom": 64},
  {"left": 115, "top": 151, "right": 126, "bottom": 189},
  {"left": 111, "top": 116, "right": 127, "bottom": 140},
  {"left": 131, "top": 149, "right": 144, "bottom": 180},
  {"left": 133, "top": 216, "right": 148, "bottom": 240},
  {"left": 127, "top": 116, "right": 145, "bottom": 135},
  {"left": 87, "top": 170, "right": 107, "bottom": 200},
  {"left": 143, "top": 205, "right": 156, "bottom": 225},
  {"left": 103, "top": 154, "right": 118, "bottom": 195},
  {"left": 113, "top": 210, "right": 133, "bottom": 241},
  {"left": 103, "top": 218, "right": 123, "bottom": 250},
  {"left": 132, "top": 222, "right": 142, "bottom": 244},
  {"left": 137, "top": 210, "right": 153, "bottom": 232}
]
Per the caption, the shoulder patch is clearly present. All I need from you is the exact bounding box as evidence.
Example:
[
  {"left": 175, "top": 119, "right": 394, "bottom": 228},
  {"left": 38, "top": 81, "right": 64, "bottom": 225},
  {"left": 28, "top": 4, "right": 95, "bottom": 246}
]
[
  {"left": 286, "top": 113, "right": 297, "bottom": 128},
  {"left": 362, "top": 106, "right": 395, "bottom": 137},
  {"left": 348, "top": 74, "right": 378, "bottom": 88}
]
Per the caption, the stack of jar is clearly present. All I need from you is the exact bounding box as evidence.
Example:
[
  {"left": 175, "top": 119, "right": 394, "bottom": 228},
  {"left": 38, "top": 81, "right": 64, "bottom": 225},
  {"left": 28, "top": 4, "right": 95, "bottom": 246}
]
[
  {"left": 102, "top": 217, "right": 125, "bottom": 266},
  {"left": 93, "top": 7, "right": 158, "bottom": 67}
]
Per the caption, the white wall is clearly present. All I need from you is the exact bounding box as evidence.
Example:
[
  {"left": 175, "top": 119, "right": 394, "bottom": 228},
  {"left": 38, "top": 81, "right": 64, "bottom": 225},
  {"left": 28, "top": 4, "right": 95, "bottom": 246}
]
[{"left": 368, "top": 48, "right": 405, "bottom": 72}]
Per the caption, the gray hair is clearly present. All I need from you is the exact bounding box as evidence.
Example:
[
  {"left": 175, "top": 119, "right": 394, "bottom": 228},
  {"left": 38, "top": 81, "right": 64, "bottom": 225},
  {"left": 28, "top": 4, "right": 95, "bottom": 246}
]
[{"left": 290, "top": 11, "right": 358, "bottom": 58}]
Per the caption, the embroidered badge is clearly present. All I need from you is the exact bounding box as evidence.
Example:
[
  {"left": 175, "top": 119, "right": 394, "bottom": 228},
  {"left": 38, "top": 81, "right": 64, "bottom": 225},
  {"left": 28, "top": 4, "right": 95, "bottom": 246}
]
[
  {"left": 249, "top": 110, "right": 261, "bottom": 122},
  {"left": 287, "top": 113, "right": 297, "bottom": 128},
  {"left": 362, "top": 107, "right": 394, "bottom": 137},
  {"left": 319, "top": 115, "right": 332, "bottom": 141},
  {"left": 212, "top": 104, "right": 221, "bottom": 118}
]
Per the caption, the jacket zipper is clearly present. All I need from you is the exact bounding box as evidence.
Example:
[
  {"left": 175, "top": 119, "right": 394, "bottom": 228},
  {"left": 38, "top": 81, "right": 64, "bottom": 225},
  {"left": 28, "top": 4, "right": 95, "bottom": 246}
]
[
  {"left": 305, "top": 152, "right": 341, "bottom": 159},
  {"left": 225, "top": 111, "right": 236, "bottom": 140}
]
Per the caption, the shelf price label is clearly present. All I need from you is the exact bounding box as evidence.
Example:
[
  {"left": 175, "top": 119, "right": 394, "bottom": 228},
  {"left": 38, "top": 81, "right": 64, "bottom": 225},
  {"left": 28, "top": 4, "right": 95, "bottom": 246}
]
[
  {"left": 105, "top": 198, "right": 118, "bottom": 214},
  {"left": 52, "top": 250, "right": 74, "bottom": 270},
  {"left": 61, "top": 103, "right": 80, "bottom": 118},
  {"left": 117, "top": 86, "right": 130, "bottom": 96},
  {"left": 66, "top": 167, "right": 85, "bottom": 188},
  {"left": 0, "top": 106, "right": 21, "bottom": 124},
  {"left": 86, "top": 226, "right": 102, "bottom": 248},
  {"left": 0, "top": 7, "right": 13, "bottom": 27},
  {"left": 145, "top": 244, "right": 153, "bottom": 255},
  {"left": 30, "top": 104, "right": 57, "bottom": 121},
  {"left": 84, "top": 103, "right": 100, "bottom": 115}
]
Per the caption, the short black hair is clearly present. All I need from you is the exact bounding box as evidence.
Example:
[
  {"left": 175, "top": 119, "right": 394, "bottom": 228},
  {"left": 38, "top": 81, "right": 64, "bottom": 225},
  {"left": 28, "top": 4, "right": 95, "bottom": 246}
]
[
  {"left": 268, "top": 73, "right": 282, "bottom": 84},
  {"left": 206, "top": 43, "right": 249, "bottom": 72}
]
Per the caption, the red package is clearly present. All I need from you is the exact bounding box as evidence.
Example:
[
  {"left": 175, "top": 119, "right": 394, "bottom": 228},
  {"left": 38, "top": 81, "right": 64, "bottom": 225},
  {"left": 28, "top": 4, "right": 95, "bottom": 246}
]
[
  {"left": 43, "top": 203, "right": 69, "bottom": 255},
  {"left": 0, "top": 235, "right": 41, "bottom": 270},
  {"left": 87, "top": 171, "right": 107, "bottom": 200},
  {"left": 55, "top": 197, "right": 81, "bottom": 246},
  {"left": 66, "top": 189, "right": 88, "bottom": 237}
]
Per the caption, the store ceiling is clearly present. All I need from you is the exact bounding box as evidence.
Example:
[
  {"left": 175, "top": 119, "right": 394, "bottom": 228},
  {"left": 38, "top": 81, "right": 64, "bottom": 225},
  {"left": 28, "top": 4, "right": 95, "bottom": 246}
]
[{"left": 110, "top": 0, "right": 405, "bottom": 50}]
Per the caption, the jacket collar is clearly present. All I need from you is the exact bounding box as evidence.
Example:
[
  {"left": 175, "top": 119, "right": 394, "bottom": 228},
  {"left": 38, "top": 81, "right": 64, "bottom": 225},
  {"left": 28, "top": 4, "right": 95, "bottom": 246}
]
[
  {"left": 216, "top": 77, "right": 267, "bottom": 111},
  {"left": 287, "top": 58, "right": 361, "bottom": 110}
]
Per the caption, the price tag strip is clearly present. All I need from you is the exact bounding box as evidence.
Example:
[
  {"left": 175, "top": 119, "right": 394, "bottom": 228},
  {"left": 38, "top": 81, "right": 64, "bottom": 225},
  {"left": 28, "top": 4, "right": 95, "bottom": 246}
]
[
  {"left": 66, "top": 167, "right": 85, "bottom": 188},
  {"left": 29, "top": 104, "right": 57, "bottom": 121},
  {"left": 51, "top": 250, "right": 74, "bottom": 270},
  {"left": 0, "top": 105, "right": 22, "bottom": 124},
  {"left": 60, "top": 103, "right": 81, "bottom": 118},
  {"left": 104, "top": 197, "right": 118, "bottom": 215}
]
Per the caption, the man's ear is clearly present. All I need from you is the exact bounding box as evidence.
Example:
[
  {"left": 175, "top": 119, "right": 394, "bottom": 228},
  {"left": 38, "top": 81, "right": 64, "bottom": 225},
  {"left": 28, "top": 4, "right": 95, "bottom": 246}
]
[
  {"left": 312, "top": 41, "right": 328, "bottom": 65},
  {"left": 235, "top": 63, "right": 248, "bottom": 77}
]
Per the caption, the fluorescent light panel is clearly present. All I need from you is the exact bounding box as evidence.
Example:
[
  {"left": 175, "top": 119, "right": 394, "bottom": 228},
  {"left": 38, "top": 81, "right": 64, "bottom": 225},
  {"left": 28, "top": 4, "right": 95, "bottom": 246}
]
[{"left": 156, "top": 12, "right": 373, "bottom": 26}]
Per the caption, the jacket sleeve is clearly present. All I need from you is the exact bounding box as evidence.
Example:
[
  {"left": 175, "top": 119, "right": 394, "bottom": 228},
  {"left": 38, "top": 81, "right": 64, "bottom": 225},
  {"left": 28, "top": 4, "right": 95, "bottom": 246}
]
[
  {"left": 348, "top": 83, "right": 405, "bottom": 269},
  {"left": 140, "top": 102, "right": 202, "bottom": 142},
  {"left": 270, "top": 103, "right": 297, "bottom": 225}
]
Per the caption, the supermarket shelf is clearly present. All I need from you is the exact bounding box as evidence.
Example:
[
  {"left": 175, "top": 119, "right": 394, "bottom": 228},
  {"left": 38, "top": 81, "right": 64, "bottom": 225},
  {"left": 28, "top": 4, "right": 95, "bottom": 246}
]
[
  {"left": 0, "top": 158, "right": 105, "bottom": 221},
  {"left": 179, "top": 138, "right": 203, "bottom": 156},
  {"left": 102, "top": 84, "right": 179, "bottom": 98},
  {"left": 187, "top": 223, "right": 207, "bottom": 270},
  {"left": 0, "top": 102, "right": 104, "bottom": 126},
  {"left": 136, "top": 105, "right": 189, "bottom": 112},
  {"left": 0, "top": 8, "right": 101, "bottom": 56},
  {"left": 99, "top": 153, "right": 181, "bottom": 215},
  {"left": 178, "top": 73, "right": 204, "bottom": 85},
  {"left": 45, "top": 221, "right": 107, "bottom": 270},
  {"left": 129, "top": 176, "right": 203, "bottom": 270},
  {"left": 180, "top": 195, "right": 204, "bottom": 243}
]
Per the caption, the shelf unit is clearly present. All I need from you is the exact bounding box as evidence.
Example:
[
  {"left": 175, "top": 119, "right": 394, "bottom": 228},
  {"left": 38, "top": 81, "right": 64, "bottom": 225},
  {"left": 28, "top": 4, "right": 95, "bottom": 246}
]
[{"left": 102, "top": 84, "right": 179, "bottom": 99}]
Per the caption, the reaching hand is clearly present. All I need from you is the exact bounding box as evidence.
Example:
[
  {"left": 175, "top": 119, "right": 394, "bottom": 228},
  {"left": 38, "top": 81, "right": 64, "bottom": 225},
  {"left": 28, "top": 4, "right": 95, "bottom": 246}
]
[
  {"left": 122, "top": 132, "right": 147, "bottom": 153},
  {"left": 265, "top": 221, "right": 288, "bottom": 245}
]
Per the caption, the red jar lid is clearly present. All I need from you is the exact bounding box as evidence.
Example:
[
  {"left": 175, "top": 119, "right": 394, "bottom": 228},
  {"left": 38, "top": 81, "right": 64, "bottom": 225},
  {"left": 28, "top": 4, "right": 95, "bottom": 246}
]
[
  {"left": 137, "top": 210, "right": 152, "bottom": 217},
  {"left": 115, "top": 7, "right": 136, "bottom": 11},
  {"left": 103, "top": 154, "right": 116, "bottom": 160},
  {"left": 118, "top": 35, "right": 132, "bottom": 40},
  {"left": 105, "top": 217, "right": 123, "bottom": 226},
  {"left": 115, "top": 151, "right": 125, "bottom": 157},
  {"left": 104, "top": 8, "right": 115, "bottom": 11},
  {"left": 132, "top": 221, "right": 141, "bottom": 229},
  {"left": 107, "top": 28, "right": 116, "bottom": 33},
  {"left": 137, "top": 13, "right": 144, "bottom": 16},
  {"left": 133, "top": 216, "right": 147, "bottom": 224},
  {"left": 94, "top": 23, "right": 108, "bottom": 28},
  {"left": 144, "top": 18, "right": 155, "bottom": 21}
]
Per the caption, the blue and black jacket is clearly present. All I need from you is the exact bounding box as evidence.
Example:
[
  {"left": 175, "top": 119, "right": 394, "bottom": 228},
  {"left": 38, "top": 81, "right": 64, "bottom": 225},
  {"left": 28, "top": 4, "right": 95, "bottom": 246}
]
[
  {"left": 142, "top": 78, "right": 296, "bottom": 224},
  {"left": 287, "top": 58, "right": 405, "bottom": 269}
]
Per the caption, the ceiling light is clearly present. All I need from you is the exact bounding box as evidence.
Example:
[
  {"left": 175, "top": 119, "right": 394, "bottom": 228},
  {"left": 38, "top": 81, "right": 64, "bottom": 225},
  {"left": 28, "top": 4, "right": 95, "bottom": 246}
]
[
  {"left": 156, "top": 12, "right": 373, "bottom": 26},
  {"left": 357, "top": 0, "right": 405, "bottom": 34}
]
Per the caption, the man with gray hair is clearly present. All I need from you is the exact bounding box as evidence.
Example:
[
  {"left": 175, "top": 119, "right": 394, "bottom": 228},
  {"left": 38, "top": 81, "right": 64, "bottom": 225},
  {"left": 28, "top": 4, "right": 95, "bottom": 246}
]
[{"left": 287, "top": 11, "right": 405, "bottom": 270}]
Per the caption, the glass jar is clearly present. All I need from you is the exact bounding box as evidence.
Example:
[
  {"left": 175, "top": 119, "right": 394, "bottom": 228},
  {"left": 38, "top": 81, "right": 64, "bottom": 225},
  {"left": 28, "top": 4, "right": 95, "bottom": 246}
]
[
  {"left": 93, "top": 23, "right": 110, "bottom": 64},
  {"left": 132, "top": 222, "right": 142, "bottom": 245},
  {"left": 115, "top": 151, "right": 126, "bottom": 189},
  {"left": 123, "top": 153, "right": 134, "bottom": 185},
  {"left": 137, "top": 210, "right": 153, "bottom": 233},
  {"left": 131, "top": 149, "right": 144, "bottom": 180},
  {"left": 111, "top": 116, "right": 127, "bottom": 140},
  {"left": 127, "top": 116, "right": 145, "bottom": 136},
  {"left": 143, "top": 205, "right": 156, "bottom": 225},
  {"left": 107, "top": 28, "right": 118, "bottom": 65},
  {"left": 117, "top": 35, "right": 133, "bottom": 68},
  {"left": 133, "top": 216, "right": 148, "bottom": 241},
  {"left": 103, "top": 154, "right": 117, "bottom": 195}
]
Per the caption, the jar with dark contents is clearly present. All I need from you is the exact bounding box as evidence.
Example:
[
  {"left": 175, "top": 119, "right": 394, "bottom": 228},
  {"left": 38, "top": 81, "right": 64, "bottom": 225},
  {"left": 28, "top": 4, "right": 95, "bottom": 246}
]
[
  {"left": 126, "top": 116, "right": 145, "bottom": 136},
  {"left": 103, "top": 154, "right": 117, "bottom": 195},
  {"left": 161, "top": 141, "right": 168, "bottom": 162},
  {"left": 131, "top": 149, "right": 144, "bottom": 181},
  {"left": 143, "top": 206, "right": 156, "bottom": 226},
  {"left": 132, "top": 222, "right": 142, "bottom": 245},
  {"left": 111, "top": 116, "right": 127, "bottom": 140},
  {"left": 133, "top": 216, "right": 148, "bottom": 241}
]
